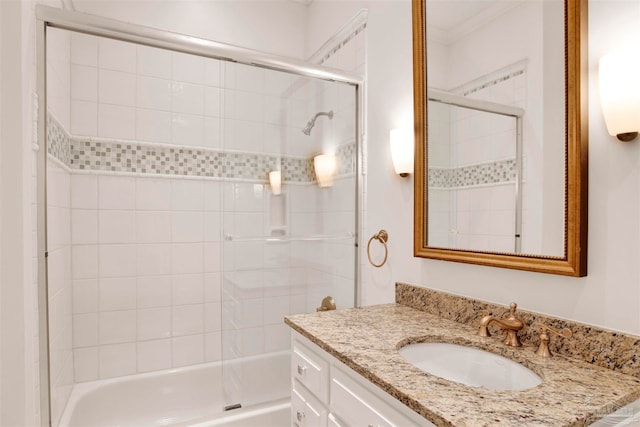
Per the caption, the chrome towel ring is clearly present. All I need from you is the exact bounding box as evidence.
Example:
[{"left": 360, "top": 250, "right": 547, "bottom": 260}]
[{"left": 367, "top": 230, "right": 388, "bottom": 268}]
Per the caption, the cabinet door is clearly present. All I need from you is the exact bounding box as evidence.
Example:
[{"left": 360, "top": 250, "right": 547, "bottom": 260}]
[
  {"left": 330, "top": 365, "right": 423, "bottom": 427},
  {"left": 292, "top": 337, "right": 329, "bottom": 402},
  {"left": 292, "top": 380, "right": 328, "bottom": 427}
]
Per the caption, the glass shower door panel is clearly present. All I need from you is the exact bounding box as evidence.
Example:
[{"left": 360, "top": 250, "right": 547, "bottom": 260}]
[{"left": 220, "top": 66, "right": 358, "bottom": 411}]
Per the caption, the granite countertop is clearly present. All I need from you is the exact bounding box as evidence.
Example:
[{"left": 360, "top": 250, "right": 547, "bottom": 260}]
[{"left": 285, "top": 304, "right": 640, "bottom": 427}]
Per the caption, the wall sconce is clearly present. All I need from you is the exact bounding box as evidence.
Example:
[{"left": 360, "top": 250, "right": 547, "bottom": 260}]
[
  {"left": 313, "top": 153, "right": 337, "bottom": 187},
  {"left": 599, "top": 49, "right": 640, "bottom": 142},
  {"left": 390, "top": 128, "right": 414, "bottom": 177},
  {"left": 269, "top": 170, "right": 282, "bottom": 195}
]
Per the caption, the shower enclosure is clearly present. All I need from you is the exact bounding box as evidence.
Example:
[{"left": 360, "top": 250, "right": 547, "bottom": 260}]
[
  {"left": 38, "top": 6, "right": 361, "bottom": 426},
  {"left": 427, "top": 89, "right": 523, "bottom": 254}
]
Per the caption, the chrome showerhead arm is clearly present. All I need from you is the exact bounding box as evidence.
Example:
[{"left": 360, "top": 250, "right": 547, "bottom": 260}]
[{"left": 302, "top": 110, "right": 334, "bottom": 135}]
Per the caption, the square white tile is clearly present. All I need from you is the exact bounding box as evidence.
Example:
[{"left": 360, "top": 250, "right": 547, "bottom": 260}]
[
  {"left": 99, "top": 277, "right": 137, "bottom": 311},
  {"left": 73, "top": 313, "right": 99, "bottom": 347},
  {"left": 171, "top": 113, "right": 204, "bottom": 147},
  {"left": 98, "top": 211, "right": 136, "bottom": 244},
  {"left": 136, "top": 177, "right": 171, "bottom": 211},
  {"left": 137, "top": 45, "right": 171, "bottom": 80},
  {"left": 99, "top": 311, "right": 136, "bottom": 345},
  {"left": 72, "top": 279, "right": 99, "bottom": 314},
  {"left": 137, "top": 339, "right": 172, "bottom": 373},
  {"left": 171, "top": 335, "right": 204, "bottom": 368},
  {"left": 71, "top": 210, "right": 98, "bottom": 245},
  {"left": 98, "top": 175, "right": 135, "bottom": 210},
  {"left": 172, "top": 52, "right": 205, "bottom": 85},
  {"left": 137, "top": 244, "right": 171, "bottom": 276},
  {"left": 98, "top": 69, "right": 136, "bottom": 107},
  {"left": 137, "top": 308, "right": 171, "bottom": 341},
  {"left": 171, "top": 180, "right": 204, "bottom": 211},
  {"left": 72, "top": 245, "right": 99, "bottom": 280},
  {"left": 97, "top": 104, "right": 135, "bottom": 140},
  {"left": 171, "top": 274, "right": 204, "bottom": 305},
  {"left": 73, "top": 347, "right": 99, "bottom": 382},
  {"left": 71, "top": 33, "right": 98, "bottom": 67},
  {"left": 171, "top": 82, "right": 205, "bottom": 115},
  {"left": 136, "top": 212, "right": 171, "bottom": 244},
  {"left": 136, "top": 109, "right": 171, "bottom": 144},
  {"left": 172, "top": 211, "right": 203, "bottom": 243},
  {"left": 137, "top": 276, "right": 171, "bottom": 309},
  {"left": 99, "top": 244, "right": 137, "bottom": 278},
  {"left": 137, "top": 76, "right": 171, "bottom": 111},
  {"left": 71, "top": 100, "right": 98, "bottom": 136},
  {"left": 172, "top": 304, "right": 204, "bottom": 336},
  {"left": 71, "top": 175, "right": 98, "bottom": 209},
  {"left": 98, "top": 37, "right": 136, "bottom": 73},
  {"left": 71, "top": 65, "right": 98, "bottom": 102},
  {"left": 99, "top": 342, "right": 137, "bottom": 379},
  {"left": 171, "top": 243, "right": 204, "bottom": 275}
]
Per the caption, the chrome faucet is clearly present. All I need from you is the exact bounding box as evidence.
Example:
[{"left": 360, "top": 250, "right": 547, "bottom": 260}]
[{"left": 478, "top": 303, "right": 524, "bottom": 347}]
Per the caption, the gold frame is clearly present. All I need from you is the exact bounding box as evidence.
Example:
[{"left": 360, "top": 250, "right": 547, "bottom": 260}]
[{"left": 413, "top": 0, "right": 588, "bottom": 277}]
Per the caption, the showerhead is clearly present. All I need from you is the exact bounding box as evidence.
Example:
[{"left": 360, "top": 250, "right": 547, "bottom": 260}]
[{"left": 302, "top": 110, "right": 334, "bottom": 136}]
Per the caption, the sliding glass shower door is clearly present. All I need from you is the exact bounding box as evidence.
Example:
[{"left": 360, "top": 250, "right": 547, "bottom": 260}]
[{"left": 220, "top": 64, "right": 358, "bottom": 410}]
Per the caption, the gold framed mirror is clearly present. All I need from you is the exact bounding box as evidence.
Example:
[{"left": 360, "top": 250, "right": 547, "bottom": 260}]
[{"left": 413, "top": 0, "right": 588, "bottom": 276}]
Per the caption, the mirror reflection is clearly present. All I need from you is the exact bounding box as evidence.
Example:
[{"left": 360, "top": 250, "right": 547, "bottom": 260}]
[{"left": 425, "top": 0, "right": 565, "bottom": 257}]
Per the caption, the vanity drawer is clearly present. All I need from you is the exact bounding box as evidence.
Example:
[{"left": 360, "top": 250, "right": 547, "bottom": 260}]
[
  {"left": 292, "top": 337, "right": 329, "bottom": 401},
  {"left": 292, "top": 380, "right": 327, "bottom": 427},
  {"left": 330, "top": 365, "right": 421, "bottom": 427}
]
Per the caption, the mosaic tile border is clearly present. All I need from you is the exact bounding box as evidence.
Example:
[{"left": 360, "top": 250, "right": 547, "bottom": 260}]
[
  {"left": 396, "top": 283, "right": 640, "bottom": 379},
  {"left": 450, "top": 59, "right": 527, "bottom": 98},
  {"left": 47, "top": 112, "right": 356, "bottom": 183},
  {"left": 47, "top": 115, "right": 71, "bottom": 166},
  {"left": 462, "top": 69, "right": 524, "bottom": 97},
  {"left": 317, "top": 23, "right": 367, "bottom": 66},
  {"left": 428, "top": 158, "right": 516, "bottom": 189}
]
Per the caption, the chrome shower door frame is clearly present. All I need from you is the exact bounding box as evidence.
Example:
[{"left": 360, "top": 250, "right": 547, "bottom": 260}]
[{"left": 35, "top": 6, "right": 363, "bottom": 425}]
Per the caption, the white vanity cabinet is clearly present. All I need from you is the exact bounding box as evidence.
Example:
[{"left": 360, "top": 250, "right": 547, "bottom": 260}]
[{"left": 291, "top": 331, "right": 435, "bottom": 427}]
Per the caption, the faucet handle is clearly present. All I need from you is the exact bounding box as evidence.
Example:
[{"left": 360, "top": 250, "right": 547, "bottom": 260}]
[
  {"left": 507, "top": 302, "right": 518, "bottom": 317},
  {"left": 534, "top": 323, "right": 572, "bottom": 357}
]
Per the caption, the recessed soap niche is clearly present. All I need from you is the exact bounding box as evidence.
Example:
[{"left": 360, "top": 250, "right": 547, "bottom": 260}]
[{"left": 269, "top": 191, "right": 288, "bottom": 237}]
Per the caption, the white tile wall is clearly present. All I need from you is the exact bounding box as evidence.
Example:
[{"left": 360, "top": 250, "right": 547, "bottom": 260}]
[
  {"left": 46, "top": 159, "right": 73, "bottom": 427},
  {"left": 68, "top": 33, "right": 317, "bottom": 156},
  {"left": 70, "top": 174, "right": 224, "bottom": 381},
  {"left": 65, "top": 32, "right": 358, "bottom": 385}
]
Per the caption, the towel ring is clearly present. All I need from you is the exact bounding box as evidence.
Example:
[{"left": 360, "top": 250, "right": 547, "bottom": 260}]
[{"left": 367, "top": 230, "right": 389, "bottom": 268}]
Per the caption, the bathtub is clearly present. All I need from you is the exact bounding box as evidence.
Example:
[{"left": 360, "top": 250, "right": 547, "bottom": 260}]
[{"left": 59, "top": 351, "right": 291, "bottom": 427}]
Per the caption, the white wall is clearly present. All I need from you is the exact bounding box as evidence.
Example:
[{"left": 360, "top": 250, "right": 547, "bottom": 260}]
[
  {"left": 0, "top": 0, "right": 47, "bottom": 425},
  {"left": 71, "top": 0, "right": 308, "bottom": 59}
]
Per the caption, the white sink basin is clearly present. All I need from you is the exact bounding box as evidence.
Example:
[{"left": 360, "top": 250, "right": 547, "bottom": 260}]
[{"left": 398, "top": 342, "right": 542, "bottom": 391}]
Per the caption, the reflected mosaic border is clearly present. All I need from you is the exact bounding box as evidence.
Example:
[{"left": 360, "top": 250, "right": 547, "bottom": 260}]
[
  {"left": 428, "top": 159, "right": 516, "bottom": 189},
  {"left": 47, "top": 113, "right": 356, "bottom": 183}
]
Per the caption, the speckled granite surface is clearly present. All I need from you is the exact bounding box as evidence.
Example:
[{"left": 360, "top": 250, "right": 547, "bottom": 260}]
[
  {"left": 285, "top": 304, "right": 640, "bottom": 427},
  {"left": 396, "top": 283, "right": 640, "bottom": 379}
]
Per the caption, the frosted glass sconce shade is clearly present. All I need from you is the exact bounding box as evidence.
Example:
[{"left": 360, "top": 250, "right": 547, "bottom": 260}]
[
  {"left": 313, "top": 154, "right": 337, "bottom": 187},
  {"left": 269, "top": 170, "right": 282, "bottom": 195},
  {"left": 390, "top": 128, "right": 414, "bottom": 177},
  {"left": 599, "top": 50, "right": 640, "bottom": 142}
]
